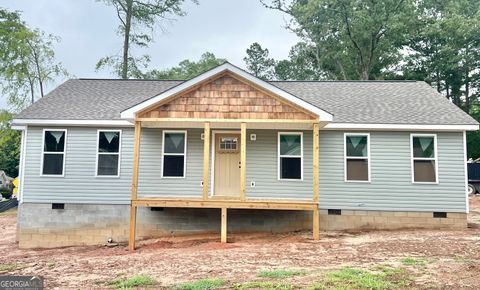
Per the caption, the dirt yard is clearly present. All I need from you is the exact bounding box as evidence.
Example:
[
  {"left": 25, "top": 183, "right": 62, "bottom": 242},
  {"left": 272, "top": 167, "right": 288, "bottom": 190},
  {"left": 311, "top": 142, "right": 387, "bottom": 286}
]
[{"left": 1, "top": 198, "right": 480, "bottom": 289}]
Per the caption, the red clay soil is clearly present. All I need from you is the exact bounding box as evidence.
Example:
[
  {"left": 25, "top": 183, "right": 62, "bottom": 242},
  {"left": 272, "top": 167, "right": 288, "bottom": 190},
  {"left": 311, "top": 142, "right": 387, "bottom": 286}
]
[{"left": 1, "top": 197, "right": 480, "bottom": 289}]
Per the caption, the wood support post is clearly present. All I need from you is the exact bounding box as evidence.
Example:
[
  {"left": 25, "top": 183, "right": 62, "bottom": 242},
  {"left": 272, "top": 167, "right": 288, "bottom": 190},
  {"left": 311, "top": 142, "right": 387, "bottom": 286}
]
[
  {"left": 129, "top": 121, "right": 142, "bottom": 251},
  {"left": 240, "top": 123, "right": 247, "bottom": 201},
  {"left": 313, "top": 123, "right": 319, "bottom": 203},
  {"left": 202, "top": 122, "right": 210, "bottom": 200},
  {"left": 221, "top": 207, "right": 227, "bottom": 243},
  {"left": 313, "top": 208, "right": 319, "bottom": 240},
  {"left": 313, "top": 123, "right": 320, "bottom": 241},
  {"left": 128, "top": 205, "right": 137, "bottom": 250}
]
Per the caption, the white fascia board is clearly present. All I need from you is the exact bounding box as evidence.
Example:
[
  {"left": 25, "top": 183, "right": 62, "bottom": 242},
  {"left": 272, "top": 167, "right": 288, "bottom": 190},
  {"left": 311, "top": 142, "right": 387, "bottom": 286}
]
[
  {"left": 324, "top": 123, "right": 479, "bottom": 131},
  {"left": 11, "top": 119, "right": 134, "bottom": 127},
  {"left": 11, "top": 125, "right": 26, "bottom": 130},
  {"left": 120, "top": 63, "right": 334, "bottom": 121}
]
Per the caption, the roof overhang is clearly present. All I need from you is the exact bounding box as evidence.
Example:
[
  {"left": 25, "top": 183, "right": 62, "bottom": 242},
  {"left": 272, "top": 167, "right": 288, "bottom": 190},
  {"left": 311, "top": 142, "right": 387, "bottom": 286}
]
[
  {"left": 120, "top": 62, "right": 334, "bottom": 121},
  {"left": 11, "top": 119, "right": 133, "bottom": 130},
  {"left": 324, "top": 123, "right": 479, "bottom": 131}
]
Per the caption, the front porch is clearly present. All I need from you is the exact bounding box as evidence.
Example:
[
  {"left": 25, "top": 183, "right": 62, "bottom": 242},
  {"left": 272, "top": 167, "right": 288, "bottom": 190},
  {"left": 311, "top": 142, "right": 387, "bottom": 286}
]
[{"left": 128, "top": 119, "right": 322, "bottom": 250}]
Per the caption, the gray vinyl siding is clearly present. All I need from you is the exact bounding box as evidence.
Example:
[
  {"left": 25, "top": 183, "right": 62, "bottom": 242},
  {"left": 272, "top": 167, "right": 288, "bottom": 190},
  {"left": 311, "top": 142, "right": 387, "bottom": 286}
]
[
  {"left": 22, "top": 126, "right": 133, "bottom": 204},
  {"left": 137, "top": 128, "right": 203, "bottom": 198},
  {"left": 319, "top": 131, "right": 467, "bottom": 212},
  {"left": 21, "top": 126, "right": 467, "bottom": 213},
  {"left": 246, "top": 130, "right": 313, "bottom": 200}
]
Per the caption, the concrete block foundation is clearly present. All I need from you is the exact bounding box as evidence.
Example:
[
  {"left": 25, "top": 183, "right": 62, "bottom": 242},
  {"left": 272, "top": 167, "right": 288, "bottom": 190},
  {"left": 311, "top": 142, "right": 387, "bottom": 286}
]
[{"left": 17, "top": 203, "right": 467, "bottom": 248}]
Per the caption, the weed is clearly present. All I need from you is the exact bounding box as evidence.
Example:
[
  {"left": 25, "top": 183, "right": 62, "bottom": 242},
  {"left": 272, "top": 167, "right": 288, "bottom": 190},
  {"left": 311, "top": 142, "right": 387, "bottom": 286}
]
[
  {"left": 257, "top": 269, "right": 306, "bottom": 279},
  {"left": 173, "top": 278, "right": 225, "bottom": 290},
  {"left": 108, "top": 275, "right": 156, "bottom": 290}
]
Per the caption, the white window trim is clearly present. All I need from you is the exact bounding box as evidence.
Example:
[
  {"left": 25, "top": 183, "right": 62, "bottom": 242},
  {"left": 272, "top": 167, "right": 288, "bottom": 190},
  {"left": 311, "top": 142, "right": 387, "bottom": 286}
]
[
  {"left": 344, "top": 133, "right": 371, "bottom": 183},
  {"left": 410, "top": 133, "right": 439, "bottom": 184},
  {"left": 277, "top": 132, "right": 303, "bottom": 181},
  {"left": 40, "top": 128, "right": 67, "bottom": 177},
  {"left": 95, "top": 129, "right": 122, "bottom": 178},
  {"left": 161, "top": 130, "right": 187, "bottom": 178}
]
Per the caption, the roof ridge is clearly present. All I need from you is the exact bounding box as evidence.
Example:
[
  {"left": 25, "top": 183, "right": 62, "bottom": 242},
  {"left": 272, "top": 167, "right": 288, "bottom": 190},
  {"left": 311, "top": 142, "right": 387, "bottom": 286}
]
[{"left": 77, "top": 78, "right": 185, "bottom": 82}]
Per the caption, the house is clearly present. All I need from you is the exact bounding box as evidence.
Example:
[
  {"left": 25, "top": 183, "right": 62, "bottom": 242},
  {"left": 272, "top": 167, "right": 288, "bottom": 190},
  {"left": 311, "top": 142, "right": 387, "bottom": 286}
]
[{"left": 11, "top": 63, "right": 478, "bottom": 249}]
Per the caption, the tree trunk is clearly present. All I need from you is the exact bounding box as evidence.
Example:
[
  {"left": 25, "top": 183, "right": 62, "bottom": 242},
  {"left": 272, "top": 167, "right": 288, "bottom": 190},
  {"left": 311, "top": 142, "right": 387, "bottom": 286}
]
[
  {"left": 122, "top": 0, "right": 133, "bottom": 79},
  {"left": 32, "top": 49, "right": 44, "bottom": 98},
  {"left": 465, "top": 70, "right": 470, "bottom": 113}
]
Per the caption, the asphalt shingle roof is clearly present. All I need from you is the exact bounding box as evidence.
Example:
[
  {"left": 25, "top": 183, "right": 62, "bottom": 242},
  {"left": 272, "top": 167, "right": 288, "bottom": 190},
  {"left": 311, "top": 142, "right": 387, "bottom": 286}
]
[{"left": 15, "top": 78, "right": 477, "bottom": 125}]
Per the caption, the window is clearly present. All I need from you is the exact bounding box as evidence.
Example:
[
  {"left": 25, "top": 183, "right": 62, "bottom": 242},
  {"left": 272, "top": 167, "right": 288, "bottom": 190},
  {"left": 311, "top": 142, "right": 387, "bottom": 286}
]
[
  {"left": 345, "top": 134, "right": 370, "bottom": 182},
  {"left": 162, "top": 131, "right": 187, "bottom": 178},
  {"left": 219, "top": 137, "right": 238, "bottom": 153},
  {"left": 41, "top": 129, "right": 66, "bottom": 176},
  {"left": 96, "top": 130, "right": 121, "bottom": 177},
  {"left": 278, "top": 132, "right": 303, "bottom": 180},
  {"left": 411, "top": 134, "right": 437, "bottom": 183}
]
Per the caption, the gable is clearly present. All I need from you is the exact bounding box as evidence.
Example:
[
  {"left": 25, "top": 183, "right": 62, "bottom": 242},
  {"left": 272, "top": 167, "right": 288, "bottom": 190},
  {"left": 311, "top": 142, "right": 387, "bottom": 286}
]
[{"left": 138, "top": 74, "right": 316, "bottom": 120}]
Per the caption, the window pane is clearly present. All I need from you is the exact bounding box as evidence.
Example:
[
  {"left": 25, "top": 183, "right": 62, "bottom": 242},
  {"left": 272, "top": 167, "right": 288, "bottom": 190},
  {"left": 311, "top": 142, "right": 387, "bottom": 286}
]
[
  {"left": 346, "top": 159, "right": 369, "bottom": 181},
  {"left": 280, "top": 157, "right": 301, "bottom": 179},
  {"left": 99, "top": 131, "right": 120, "bottom": 153},
  {"left": 164, "top": 133, "right": 185, "bottom": 154},
  {"left": 414, "top": 160, "right": 436, "bottom": 182},
  {"left": 163, "top": 155, "right": 185, "bottom": 177},
  {"left": 413, "top": 136, "right": 434, "bottom": 158},
  {"left": 44, "top": 131, "right": 65, "bottom": 152},
  {"left": 280, "top": 134, "right": 301, "bottom": 156},
  {"left": 97, "top": 154, "right": 119, "bottom": 176},
  {"left": 346, "top": 136, "right": 368, "bottom": 157},
  {"left": 43, "top": 154, "right": 64, "bottom": 175}
]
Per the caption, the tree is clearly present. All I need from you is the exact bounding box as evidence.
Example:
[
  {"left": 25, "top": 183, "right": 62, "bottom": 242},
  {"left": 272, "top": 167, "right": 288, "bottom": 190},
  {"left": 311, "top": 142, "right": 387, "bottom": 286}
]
[
  {"left": 0, "top": 8, "right": 66, "bottom": 110},
  {"left": 0, "top": 111, "right": 20, "bottom": 177},
  {"left": 97, "top": 0, "right": 195, "bottom": 79},
  {"left": 243, "top": 42, "right": 276, "bottom": 80},
  {"left": 143, "top": 52, "right": 226, "bottom": 79},
  {"left": 261, "top": 0, "right": 415, "bottom": 80},
  {"left": 274, "top": 42, "right": 324, "bottom": 80},
  {"left": 397, "top": 0, "right": 480, "bottom": 113}
]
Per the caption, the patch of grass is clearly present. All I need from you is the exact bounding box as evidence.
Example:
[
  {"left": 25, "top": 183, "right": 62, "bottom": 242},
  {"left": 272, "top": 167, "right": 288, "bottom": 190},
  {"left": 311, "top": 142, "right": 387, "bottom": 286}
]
[
  {"left": 257, "top": 269, "right": 306, "bottom": 279},
  {"left": 234, "top": 281, "right": 293, "bottom": 290},
  {"left": 400, "top": 257, "right": 432, "bottom": 266},
  {"left": 108, "top": 275, "right": 156, "bottom": 290},
  {"left": 0, "top": 263, "right": 26, "bottom": 273},
  {"left": 309, "top": 266, "right": 411, "bottom": 290},
  {"left": 453, "top": 255, "right": 473, "bottom": 263},
  {"left": 46, "top": 261, "right": 56, "bottom": 269},
  {"left": 173, "top": 278, "right": 225, "bottom": 290}
]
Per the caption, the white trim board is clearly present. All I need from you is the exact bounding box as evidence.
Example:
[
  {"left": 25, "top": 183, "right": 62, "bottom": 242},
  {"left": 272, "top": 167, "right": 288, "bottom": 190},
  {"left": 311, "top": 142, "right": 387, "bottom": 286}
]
[
  {"left": 325, "top": 123, "right": 478, "bottom": 131},
  {"left": 12, "top": 119, "right": 133, "bottom": 127},
  {"left": 120, "top": 63, "right": 333, "bottom": 121}
]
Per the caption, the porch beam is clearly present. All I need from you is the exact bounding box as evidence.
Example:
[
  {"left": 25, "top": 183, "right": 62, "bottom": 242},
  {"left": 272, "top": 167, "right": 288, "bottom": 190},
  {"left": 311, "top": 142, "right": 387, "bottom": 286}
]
[
  {"left": 129, "top": 120, "right": 142, "bottom": 251},
  {"left": 137, "top": 118, "right": 319, "bottom": 124},
  {"left": 202, "top": 122, "right": 210, "bottom": 200},
  {"left": 240, "top": 122, "right": 247, "bottom": 201},
  {"left": 221, "top": 208, "right": 227, "bottom": 243}
]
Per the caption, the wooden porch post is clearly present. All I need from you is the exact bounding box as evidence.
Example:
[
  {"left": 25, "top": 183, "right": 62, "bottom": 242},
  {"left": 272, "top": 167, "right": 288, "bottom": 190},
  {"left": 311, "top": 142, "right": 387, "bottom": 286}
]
[
  {"left": 240, "top": 122, "right": 247, "bottom": 201},
  {"left": 221, "top": 207, "right": 228, "bottom": 243},
  {"left": 203, "top": 122, "right": 211, "bottom": 200},
  {"left": 312, "top": 123, "right": 320, "bottom": 240},
  {"left": 129, "top": 121, "right": 142, "bottom": 251}
]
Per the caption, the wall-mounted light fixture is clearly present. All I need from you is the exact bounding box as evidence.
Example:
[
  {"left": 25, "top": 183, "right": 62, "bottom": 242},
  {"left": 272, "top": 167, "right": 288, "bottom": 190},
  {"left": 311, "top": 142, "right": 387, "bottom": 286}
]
[{"left": 250, "top": 134, "right": 257, "bottom": 141}]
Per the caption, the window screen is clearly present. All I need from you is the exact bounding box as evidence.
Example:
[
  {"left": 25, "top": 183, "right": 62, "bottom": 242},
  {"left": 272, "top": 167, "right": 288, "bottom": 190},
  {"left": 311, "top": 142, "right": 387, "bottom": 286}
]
[
  {"left": 42, "top": 130, "right": 66, "bottom": 175},
  {"left": 97, "top": 131, "right": 121, "bottom": 176},
  {"left": 162, "top": 132, "right": 186, "bottom": 177},
  {"left": 345, "top": 135, "right": 369, "bottom": 181},
  {"left": 279, "top": 133, "right": 302, "bottom": 180},
  {"left": 412, "top": 135, "right": 437, "bottom": 183}
]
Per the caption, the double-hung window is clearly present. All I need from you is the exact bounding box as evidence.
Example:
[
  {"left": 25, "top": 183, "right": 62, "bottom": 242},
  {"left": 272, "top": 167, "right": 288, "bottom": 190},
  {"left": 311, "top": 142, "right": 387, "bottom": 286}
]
[
  {"left": 96, "top": 130, "right": 121, "bottom": 177},
  {"left": 345, "top": 133, "right": 370, "bottom": 182},
  {"left": 41, "top": 129, "right": 67, "bottom": 176},
  {"left": 278, "top": 132, "right": 303, "bottom": 180},
  {"left": 162, "top": 131, "right": 187, "bottom": 178},
  {"left": 411, "top": 134, "right": 437, "bottom": 183}
]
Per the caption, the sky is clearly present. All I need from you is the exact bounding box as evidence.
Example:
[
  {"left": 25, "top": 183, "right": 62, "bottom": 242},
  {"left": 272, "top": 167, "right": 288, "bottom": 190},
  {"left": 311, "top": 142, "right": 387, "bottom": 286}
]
[{"left": 0, "top": 0, "right": 300, "bottom": 110}]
